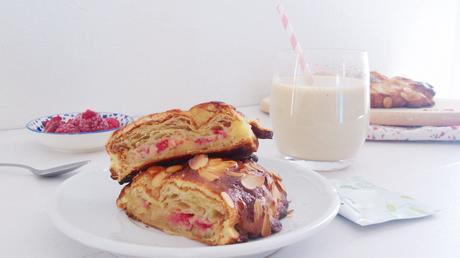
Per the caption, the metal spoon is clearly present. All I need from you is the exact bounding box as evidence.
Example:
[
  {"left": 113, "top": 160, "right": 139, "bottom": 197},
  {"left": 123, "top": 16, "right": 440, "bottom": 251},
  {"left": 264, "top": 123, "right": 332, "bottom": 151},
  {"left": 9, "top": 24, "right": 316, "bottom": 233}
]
[{"left": 0, "top": 160, "right": 90, "bottom": 177}]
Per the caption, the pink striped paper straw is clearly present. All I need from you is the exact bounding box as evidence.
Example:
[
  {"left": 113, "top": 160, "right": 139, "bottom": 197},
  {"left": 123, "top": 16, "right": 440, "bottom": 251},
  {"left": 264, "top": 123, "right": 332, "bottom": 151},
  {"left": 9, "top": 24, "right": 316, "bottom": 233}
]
[{"left": 276, "top": 3, "right": 314, "bottom": 83}]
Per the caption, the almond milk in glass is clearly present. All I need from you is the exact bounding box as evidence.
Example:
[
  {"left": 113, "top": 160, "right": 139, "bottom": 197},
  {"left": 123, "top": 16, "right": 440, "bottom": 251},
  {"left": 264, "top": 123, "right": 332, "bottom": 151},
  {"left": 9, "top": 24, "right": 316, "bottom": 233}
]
[{"left": 270, "top": 49, "right": 369, "bottom": 171}]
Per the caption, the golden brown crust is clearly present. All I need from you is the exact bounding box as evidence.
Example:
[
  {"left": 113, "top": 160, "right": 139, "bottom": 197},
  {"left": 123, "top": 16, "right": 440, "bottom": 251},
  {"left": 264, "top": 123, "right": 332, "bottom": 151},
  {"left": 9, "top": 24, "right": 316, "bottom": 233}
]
[
  {"left": 248, "top": 120, "right": 273, "bottom": 139},
  {"left": 116, "top": 155, "right": 288, "bottom": 245},
  {"left": 106, "top": 101, "right": 272, "bottom": 184},
  {"left": 370, "top": 71, "right": 435, "bottom": 108},
  {"left": 108, "top": 102, "right": 238, "bottom": 142}
]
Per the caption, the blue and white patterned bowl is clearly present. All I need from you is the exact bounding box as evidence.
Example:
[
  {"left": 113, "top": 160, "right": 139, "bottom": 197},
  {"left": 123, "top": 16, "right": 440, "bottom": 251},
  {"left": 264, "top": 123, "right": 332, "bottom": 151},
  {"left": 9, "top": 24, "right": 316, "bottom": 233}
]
[{"left": 26, "top": 112, "right": 133, "bottom": 152}]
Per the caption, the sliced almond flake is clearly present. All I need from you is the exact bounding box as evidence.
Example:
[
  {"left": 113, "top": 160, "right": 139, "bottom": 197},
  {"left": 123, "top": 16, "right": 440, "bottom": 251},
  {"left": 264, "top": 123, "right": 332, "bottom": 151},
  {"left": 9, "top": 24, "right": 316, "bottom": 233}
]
[
  {"left": 202, "top": 166, "right": 224, "bottom": 174},
  {"left": 261, "top": 213, "right": 272, "bottom": 237},
  {"left": 270, "top": 170, "right": 281, "bottom": 180},
  {"left": 287, "top": 209, "right": 295, "bottom": 218},
  {"left": 151, "top": 171, "right": 167, "bottom": 188},
  {"left": 222, "top": 160, "right": 239, "bottom": 169},
  {"left": 188, "top": 154, "right": 209, "bottom": 170},
  {"left": 208, "top": 158, "right": 223, "bottom": 166},
  {"left": 205, "top": 164, "right": 230, "bottom": 174},
  {"left": 241, "top": 174, "right": 265, "bottom": 190},
  {"left": 253, "top": 199, "right": 264, "bottom": 223},
  {"left": 267, "top": 200, "right": 277, "bottom": 217},
  {"left": 245, "top": 162, "right": 261, "bottom": 172},
  {"left": 198, "top": 169, "right": 220, "bottom": 181},
  {"left": 165, "top": 165, "right": 183, "bottom": 173},
  {"left": 220, "top": 192, "right": 235, "bottom": 208},
  {"left": 226, "top": 171, "right": 244, "bottom": 177},
  {"left": 271, "top": 184, "right": 282, "bottom": 201},
  {"left": 275, "top": 179, "right": 286, "bottom": 192},
  {"left": 202, "top": 160, "right": 238, "bottom": 174},
  {"left": 266, "top": 175, "right": 274, "bottom": 190}
]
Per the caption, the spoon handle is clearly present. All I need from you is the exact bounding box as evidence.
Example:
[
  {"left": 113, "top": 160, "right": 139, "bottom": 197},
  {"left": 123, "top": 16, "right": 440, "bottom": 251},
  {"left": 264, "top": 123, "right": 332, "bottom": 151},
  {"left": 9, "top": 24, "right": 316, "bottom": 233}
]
[{"left": 0, "top": 163, "right": 34, "bottom": 171}]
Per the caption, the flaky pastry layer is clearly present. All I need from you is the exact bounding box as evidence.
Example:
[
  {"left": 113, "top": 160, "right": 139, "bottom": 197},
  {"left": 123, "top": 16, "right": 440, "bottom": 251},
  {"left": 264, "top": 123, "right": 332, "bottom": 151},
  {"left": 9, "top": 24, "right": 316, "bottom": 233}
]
[
  {"left": 117, "top": 155, "right": 288, "bottom": 245},
  {"left": 106, "top": 102, "right": 272, "bottom": 184}
]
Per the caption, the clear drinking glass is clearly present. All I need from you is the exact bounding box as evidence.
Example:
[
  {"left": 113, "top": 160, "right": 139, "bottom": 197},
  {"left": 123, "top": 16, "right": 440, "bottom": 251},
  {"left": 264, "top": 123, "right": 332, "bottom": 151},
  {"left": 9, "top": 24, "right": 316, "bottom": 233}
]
[{"left": 270, "top": 49, "right": 370, "bottom": 171}]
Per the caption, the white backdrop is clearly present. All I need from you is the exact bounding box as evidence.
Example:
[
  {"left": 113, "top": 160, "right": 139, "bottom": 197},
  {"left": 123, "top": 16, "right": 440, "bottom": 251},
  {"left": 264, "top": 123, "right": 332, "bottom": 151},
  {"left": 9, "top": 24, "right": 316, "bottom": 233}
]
[{"left": 1, "top": 0, "right": 459, "bottom": 129}]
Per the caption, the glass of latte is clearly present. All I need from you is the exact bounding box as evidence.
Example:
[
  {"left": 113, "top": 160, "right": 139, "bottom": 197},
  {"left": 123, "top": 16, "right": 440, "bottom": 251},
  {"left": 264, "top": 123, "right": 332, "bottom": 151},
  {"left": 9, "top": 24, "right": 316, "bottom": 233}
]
[{"left": 270, "top": 49, "right": 370, "bottom": 171}]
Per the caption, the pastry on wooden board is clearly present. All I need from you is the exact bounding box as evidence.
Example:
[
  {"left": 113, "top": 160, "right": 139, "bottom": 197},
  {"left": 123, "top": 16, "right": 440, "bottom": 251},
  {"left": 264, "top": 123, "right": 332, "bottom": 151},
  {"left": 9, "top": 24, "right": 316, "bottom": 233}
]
[
  {"left": 106, "top": 101, "right": 273, "bottom": 184},
  {"left": 116, "top": 154, "right": 289, "bottom": 245},
  {"left": 260, "top": 97, "right": 460, "bottom": 126},
  {"left": 260, "top": 72, "right": 457, "bottom": 126},
  {"left": 370, "top": 71, "right": 435, "bottom": 108}
]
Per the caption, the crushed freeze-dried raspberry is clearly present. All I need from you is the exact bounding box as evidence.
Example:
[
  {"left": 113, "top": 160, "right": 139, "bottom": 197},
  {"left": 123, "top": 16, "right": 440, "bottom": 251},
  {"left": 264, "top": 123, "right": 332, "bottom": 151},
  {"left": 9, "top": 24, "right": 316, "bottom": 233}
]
[
  {"left": 106, "top": 118, "right": 120, "bottom": 129},
  {"left": 41, "top": 110, "right": 122, "bottom": 134},
  {"left": 81, "top": 109, "right": 98, "bottom": 119},
  {"left": 55, "top": 122, "right": 80, "bottom": 133},
  {"left": 44, "top": 116, "right": 63, "bottom": 133}
]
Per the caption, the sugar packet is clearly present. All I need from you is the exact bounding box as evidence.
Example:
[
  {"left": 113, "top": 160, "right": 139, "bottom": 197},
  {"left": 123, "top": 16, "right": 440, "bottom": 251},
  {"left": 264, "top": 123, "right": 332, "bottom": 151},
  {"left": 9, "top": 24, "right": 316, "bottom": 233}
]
[{"left": 332, "top": 177, "right": 437, "bottom": 226}]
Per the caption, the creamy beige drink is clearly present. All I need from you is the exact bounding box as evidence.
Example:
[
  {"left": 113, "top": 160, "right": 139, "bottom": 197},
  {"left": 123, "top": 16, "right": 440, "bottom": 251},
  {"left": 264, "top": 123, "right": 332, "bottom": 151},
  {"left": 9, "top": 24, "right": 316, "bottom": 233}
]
[{"left": 270, "top": 75, "right": 369, "bottom": 162}]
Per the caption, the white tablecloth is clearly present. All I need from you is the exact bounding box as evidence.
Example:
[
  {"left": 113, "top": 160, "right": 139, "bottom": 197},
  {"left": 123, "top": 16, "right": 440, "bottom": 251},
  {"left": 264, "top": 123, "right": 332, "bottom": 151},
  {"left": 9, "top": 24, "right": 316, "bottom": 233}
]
[{"left": 1, "top": 107, "right": 459, "bottom": 258}]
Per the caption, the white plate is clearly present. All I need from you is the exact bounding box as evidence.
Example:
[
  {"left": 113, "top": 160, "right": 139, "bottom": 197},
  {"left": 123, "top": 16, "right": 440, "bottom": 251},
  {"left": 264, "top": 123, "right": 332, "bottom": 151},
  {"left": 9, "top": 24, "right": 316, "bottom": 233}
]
[{"left": 49, "top": 158, "right": 339, "bottom": 258}]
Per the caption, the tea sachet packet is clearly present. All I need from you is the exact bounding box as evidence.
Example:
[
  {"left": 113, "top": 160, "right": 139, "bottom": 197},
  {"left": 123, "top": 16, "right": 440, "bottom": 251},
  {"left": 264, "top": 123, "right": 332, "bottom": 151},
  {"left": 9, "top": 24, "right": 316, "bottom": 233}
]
[{"left": 332, "top": 177, "right": 437, "bottom": 226}]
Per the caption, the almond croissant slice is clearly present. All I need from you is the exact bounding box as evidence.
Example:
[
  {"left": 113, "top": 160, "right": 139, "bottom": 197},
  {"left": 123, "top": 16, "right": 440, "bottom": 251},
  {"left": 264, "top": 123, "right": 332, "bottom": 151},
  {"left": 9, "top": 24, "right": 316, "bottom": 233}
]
[
  {"left": 116, "top": 157, "right": 289, "bottom": 245},
  {"left": 106, "top": 101, "right": 273, "bottom": 184}
]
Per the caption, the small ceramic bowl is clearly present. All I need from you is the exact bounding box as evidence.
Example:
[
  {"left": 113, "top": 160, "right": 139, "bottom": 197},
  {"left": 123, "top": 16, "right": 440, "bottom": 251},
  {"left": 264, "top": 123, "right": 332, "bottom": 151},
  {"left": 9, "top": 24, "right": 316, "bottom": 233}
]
[{"left": 26, "top": 112, "right": 133, "bottom": 153}]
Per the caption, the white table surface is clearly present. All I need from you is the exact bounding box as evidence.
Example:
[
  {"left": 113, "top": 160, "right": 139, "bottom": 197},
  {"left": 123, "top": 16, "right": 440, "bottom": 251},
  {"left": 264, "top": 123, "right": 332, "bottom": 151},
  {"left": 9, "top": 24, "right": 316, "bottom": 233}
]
[{"left": 1, "top": 106, "right": 460, "bottom": 258}]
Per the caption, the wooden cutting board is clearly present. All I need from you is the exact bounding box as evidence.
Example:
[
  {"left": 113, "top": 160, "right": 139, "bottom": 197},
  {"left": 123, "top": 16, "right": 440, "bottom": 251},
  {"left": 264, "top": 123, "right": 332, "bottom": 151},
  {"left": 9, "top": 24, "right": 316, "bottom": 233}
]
[{"left": 259, "top": 97, "right": 460, "bottom": 126}]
